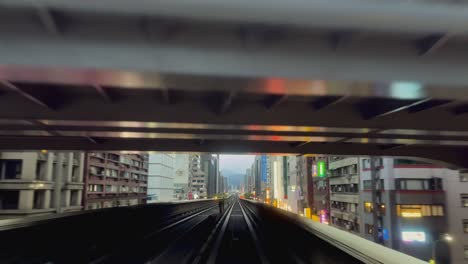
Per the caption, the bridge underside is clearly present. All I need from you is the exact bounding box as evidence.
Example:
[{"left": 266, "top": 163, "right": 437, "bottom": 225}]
[{"left": 2, "top": 2, "right": 468, "bottom": 167}]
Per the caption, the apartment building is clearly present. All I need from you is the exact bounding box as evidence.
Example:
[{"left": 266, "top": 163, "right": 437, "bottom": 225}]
[
  {"left": 0, "top": 151, "right": 84, "bottom": 218},
  {"left": 328, "top": 157, "right": 361, "bottom": 234},
  {"left": 85, "top": 152, "right": 148, "bottom": 209},
  {"left": 446, "top": 171, "right": 468, "bottom": 263},
  {"left": 189, "top": 154, "right": 206, "bottom": 199},
  {"left": 359, "top": 157, "right": 452, "bottom": 262},
  {"left": 148, "top": 153, "right": 175, "bottom": 202}
]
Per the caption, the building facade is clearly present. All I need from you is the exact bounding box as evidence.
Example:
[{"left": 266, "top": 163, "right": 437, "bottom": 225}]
[
  {"left": 189, "top": 154, "right": 206, "bottom": 199},
  {"left": 311, "top": 156, "right": 330, "bottom": 224},
  {"left": 148, "top": 153, "right": 175, "bottom": 202},
  {"left": 174, "top": 154, "right": 190, "bottom": 200},
  {"left": 328, "top": 157, "right": 361, "bottom": 234},
  {"left": 359, "top": 157, "right": 451, "bottom": 262},
  {"left": 446, "top": 170, "right": 468, "bottom": 263},
  {"left": 201, "top": 154, "right": 217, "bottom": 198},
  {"left": 0, "top": 151, "right": 85, "bottom": 218},
  {"left": 85, "top": 152, "right": 148, "bottom": 209}
]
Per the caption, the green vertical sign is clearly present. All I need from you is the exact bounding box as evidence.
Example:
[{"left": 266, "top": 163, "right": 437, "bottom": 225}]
[{"left": 317, "top": 161, "right": 326, "bottom": 177}]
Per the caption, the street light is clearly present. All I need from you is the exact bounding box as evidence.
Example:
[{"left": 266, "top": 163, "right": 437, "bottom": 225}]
[{"left": 430, "top": 234, "right": 453, "bottom": 264}]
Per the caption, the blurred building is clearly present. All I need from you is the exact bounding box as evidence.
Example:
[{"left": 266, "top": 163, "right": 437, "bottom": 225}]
[
  {"left": 189, "top": 154, "right": 206, "bottom": 199},
  {"left": 311, "top": 156, "right": 330, "bottom": 223},
  {"left": 297, "top": 156, "right": 313, "bottom": 216},
  {"left": 201, "top": 154, "right": 217, "bottom": 198},
  {"left": 286, "top": 155, "right": 300, "bottom": 213},
  {"left": 148, "top": 153, "right": 175, "bottom": 202},
  {"left": 84, "top": 152, "right": 148, "bottom": 209},
  {"left": 328, "top": 157, "right": 361, "bottom": 234},
  {"left": 0, "top": 151, "right": 84, "bottom": 218},
  {"left": 361, "top": 158, "right": 452, "bottom": 262},
  {"left": 445, "top": 170, "right": 468, "bottom": 263},
  {"left": 173, "top": 154, "right": 190, "bottom": 200}
]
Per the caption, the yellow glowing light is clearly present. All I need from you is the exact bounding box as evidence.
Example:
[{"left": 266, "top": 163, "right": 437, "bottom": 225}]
[
  {"left": 41, "top": 149, "right": 48, "bottom": 154},
  {"left": 401, "top": 212, "right": 422, "bottom": 218}
]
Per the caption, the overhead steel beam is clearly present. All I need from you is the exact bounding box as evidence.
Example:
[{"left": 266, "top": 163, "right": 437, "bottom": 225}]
[
  {"left": 0, "top": 92, "right": 464, "bottom": 131},
  {"left": 416, "top": 34, "right": 451, "bottom": 56},
  {"left": 3, "top": 24, "right": 468, "bottom": 88},
  {"left": 4, "top": 0, "right": 468, "bottom": 34}
]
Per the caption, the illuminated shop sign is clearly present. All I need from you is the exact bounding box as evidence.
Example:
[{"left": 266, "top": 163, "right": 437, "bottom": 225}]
[
  {"left": 317, "top": 161, "right": 326, "bottom": 177},
  {"left": 401, "top": 231, "right": 426, "bottom": 242}
]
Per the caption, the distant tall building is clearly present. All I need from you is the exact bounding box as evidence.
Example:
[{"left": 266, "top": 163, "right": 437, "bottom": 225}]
[
  {"left": 84, "top": 152, "right": 148, "bottom": 209},
  {"left": 0, "top": 151, "right": 85, "bottom": 218},
  {"left": 311, "top": 156, "right": 330, "bottom": 224},
  {"left": 173, "top": 154, "right": 190, "bottom": 200},
  {"left": 201, "top": 154, "right": 217, "bottom": 198},
  {"left": 189, "top": 154, "right": 206, "bottom": 199},
  {"left": 148, "top": 153, "right": 175, "bottom": 202},
  {"left": 286, "top": 155, "right": 300, "bottom": 213}
]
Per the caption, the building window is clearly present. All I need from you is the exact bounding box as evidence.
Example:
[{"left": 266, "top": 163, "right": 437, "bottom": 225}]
[
  {"left": 0, "top": 190, "right": 19, "bottom": 209},
  {"left": 394, "top": 159, "right": 431, "bottom": 166},
  {"left": 0, "top": 160, "right": 22, "bottom": 179},
  {"left": 364, "top": 202, "right": 373, "bottom": 213},
  {"left": 363, "top": 179, "right": 384, "bottom": 190},
  {"left": 461, "top": 174, "right": 468, "bottom": 182},
  {"left": 396, "top": 178, "right": 443, "bottom": 191},
  {"left": 397, "top": 205, "right": 444, "bottom": 217},
  {"left": 461, "top": 194, "right": 468, "bottom": 208},
  {"left": 87, "top": 184, "right": 103, "bottom": 192},
  {"left": 33, "top": 190, "right": 45, "bottom": 209},
  {"left": 365, "top": 224, "right": 374, "bottom": 234},
  {"left": 464, "top": 220, "right": 468, "bottom": 233},
  {"left": 363, "top": 202, "right": 386, "bottom": 215}
]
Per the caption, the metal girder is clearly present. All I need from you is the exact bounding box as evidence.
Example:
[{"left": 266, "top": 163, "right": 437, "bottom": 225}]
[
  {"left": 0, "top": 89, "right": 464, "bottom": 131},
  {"left": 4, "top": 0, "right": 468, "bottom": 34},
  {"left": 416, "top": 34, "right": 451, "bottom": 56},
  {"left": 3, "top": 21, "right": 468, "bottom": 89}
]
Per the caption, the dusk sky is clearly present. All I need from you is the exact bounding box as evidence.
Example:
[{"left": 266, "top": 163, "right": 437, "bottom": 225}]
[{"left": 219, "top": 154, "right": 255, "bottom": 173}]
